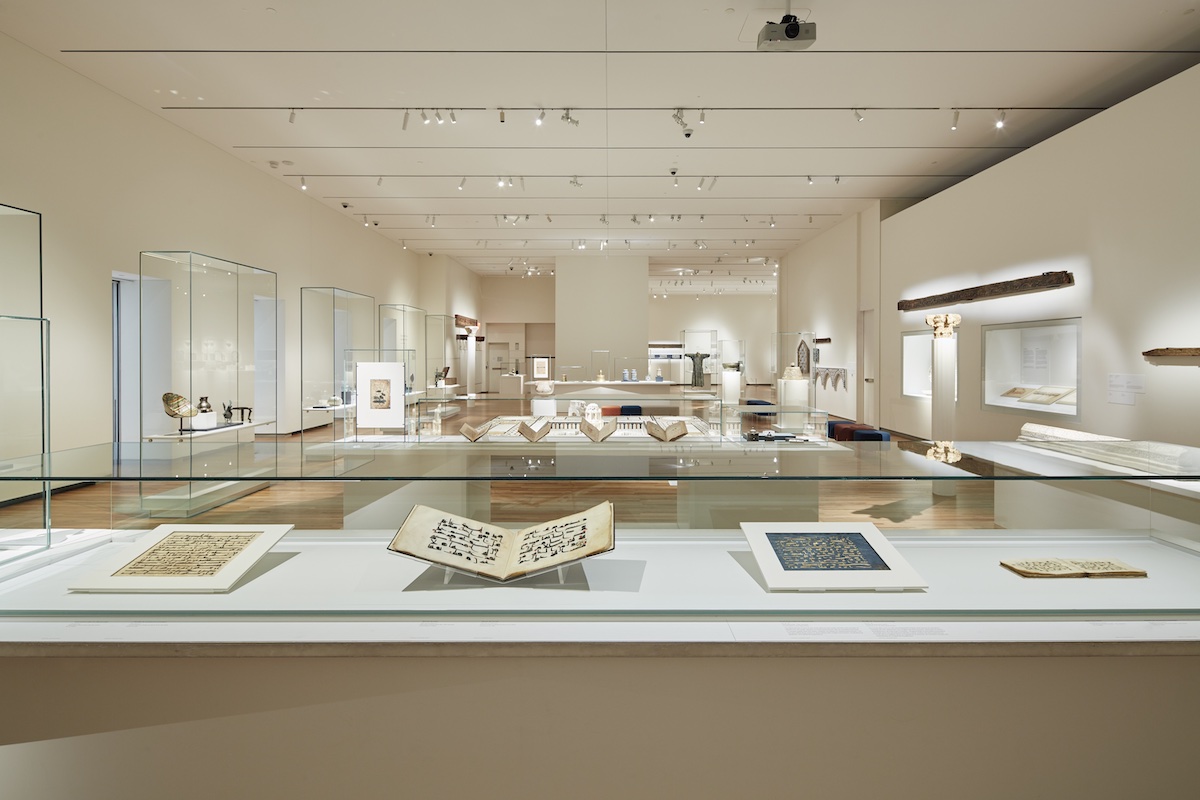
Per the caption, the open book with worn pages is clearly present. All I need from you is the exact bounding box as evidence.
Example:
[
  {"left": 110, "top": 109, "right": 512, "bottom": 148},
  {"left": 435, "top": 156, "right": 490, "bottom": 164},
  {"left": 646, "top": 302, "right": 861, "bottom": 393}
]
[
  {"left": 1000, "top": 557, "right": 1146, "bottom": 578},
  {"left": 387, "top": 502, "right": 615, "bottom": 582}
]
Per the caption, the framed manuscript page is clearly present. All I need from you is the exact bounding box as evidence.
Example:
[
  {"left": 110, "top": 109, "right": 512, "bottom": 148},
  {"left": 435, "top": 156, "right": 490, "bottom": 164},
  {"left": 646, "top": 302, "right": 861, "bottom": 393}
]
[
  {"left": 70, "top": 524, "right": 293, "bottom": 593},
  {"left": 740, "top": 522, "right": 926, "bottom": 592}
]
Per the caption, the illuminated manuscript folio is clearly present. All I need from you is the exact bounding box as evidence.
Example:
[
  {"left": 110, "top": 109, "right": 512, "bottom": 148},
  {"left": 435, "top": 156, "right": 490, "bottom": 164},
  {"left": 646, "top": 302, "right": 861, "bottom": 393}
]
[
  {"left": 70, "top": 524, "right": 293, "bottom": 593},
  {"left": 388, "top": 502, "right": 614, "bottom": 583}
]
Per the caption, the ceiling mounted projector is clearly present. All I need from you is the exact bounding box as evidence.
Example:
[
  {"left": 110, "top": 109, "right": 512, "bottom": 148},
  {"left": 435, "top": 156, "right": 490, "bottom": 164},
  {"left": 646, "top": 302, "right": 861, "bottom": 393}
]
[{"left": 757, "top": 14, "right": 816, "bottom": 51}]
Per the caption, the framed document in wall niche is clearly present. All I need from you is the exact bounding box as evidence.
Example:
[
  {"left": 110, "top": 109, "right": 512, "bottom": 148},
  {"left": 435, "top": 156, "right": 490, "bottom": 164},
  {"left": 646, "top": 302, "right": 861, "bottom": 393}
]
[
  {"left": 530, "top": 355, "right": 552, "bottom": 380},
  {"left": 981, "top": 318, "right": 1081, "bottom": 419},
  {"left": 740, "top": 522, "right": 927, "bottom": 592}
]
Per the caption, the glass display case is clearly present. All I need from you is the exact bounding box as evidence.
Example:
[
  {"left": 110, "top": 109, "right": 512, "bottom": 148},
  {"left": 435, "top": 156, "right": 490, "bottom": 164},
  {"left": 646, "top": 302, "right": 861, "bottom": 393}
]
[
  {"left": 647, "top": 342, "right": 683, "bottom": 383},
  {"left": 136, "top": 251, "right": 278, "bottom": 518},
  {"left": 425, "top": 313, "right": 456, "bottom": 394},
  {"left": 901, "top": 330, "right": 934, "bottom": 398},
  {"left": 380, "top": 303, "right": 426, "bottom": 397},
  {"left": 719, "top": 403, "right": 828, "bottom": 443},
  {"left": 611, "top": 355, "right": 649, "bottom": 382},
  {"left": 2, "top": 431, "right": 1200, "bottom": 625},
  {"left": 982, "top": 317, "right": 1081, "bottom": 417},
  {"left": 718, "top": 339, "right": 745, "bottom": 404},
  {"left": 300, "top": 287, "right": 374, "bottom": 443},
  {"left": 775, "top": 330, "right": 816, "bottom": 407},
  {"left": 589, "top": 350, "right": 610, "bottom": 381},
  {"left": 0, "top": 315, "right": 49, "bottom": 563},
  {"left": 680, "top": 329, "right": 717, "bottom": 387}
]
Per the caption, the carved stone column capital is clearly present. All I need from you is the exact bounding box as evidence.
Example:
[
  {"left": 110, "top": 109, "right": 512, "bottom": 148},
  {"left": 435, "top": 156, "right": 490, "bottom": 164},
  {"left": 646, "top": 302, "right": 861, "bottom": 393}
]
[{"left": 925, "top": 313, "right": 962, "bottom": 338}]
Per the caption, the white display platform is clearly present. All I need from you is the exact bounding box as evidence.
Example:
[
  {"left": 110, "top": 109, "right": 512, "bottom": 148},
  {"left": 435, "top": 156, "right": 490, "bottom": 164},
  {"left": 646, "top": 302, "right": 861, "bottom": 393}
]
[
  {"left": 144, "top": 418, "right": 274, "bottom": 442},
  {"left": 3, "top": 528, "right": 1199, "bottom": 619}
]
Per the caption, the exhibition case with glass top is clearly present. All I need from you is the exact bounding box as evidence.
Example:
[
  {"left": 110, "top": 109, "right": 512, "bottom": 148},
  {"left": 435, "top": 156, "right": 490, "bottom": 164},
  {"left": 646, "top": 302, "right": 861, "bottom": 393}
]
[
  {"left": 136, "top": 251, "right": 279, "bottom": 518},
  {"left": 1, "top": 428, "right": 1200, "bottom": 627}
]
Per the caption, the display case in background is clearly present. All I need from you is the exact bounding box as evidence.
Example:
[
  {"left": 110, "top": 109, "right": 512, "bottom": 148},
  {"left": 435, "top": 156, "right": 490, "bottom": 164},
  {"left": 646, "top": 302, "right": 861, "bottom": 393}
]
[
  {"left": 136, "top": 251, "right": 278, "bottom": 518},
  {"left": 719, "top": 403, "right": 827, "bottom": 443},
  {"left": 424, "top": 313, "right": 456, "bottom": 393},
  {"left": 0, "top": 315, "right": 50, "bottom": 563},
  {"left": 589, "top": 349, "right": 610, "bottom": 380},
  {"left": 775, "top": 330, "right": 815, "bottom": 407},
  {"left": 611, "top": 354, "right": 648, "bottom": 382},
  {"left": 718, "top": 338, "right": 745, "bottom": 404},
  {"left": 901, "top": 330, "right": 934, "bottom": 398},
  {"left": 680, "top": 329, "right": 717, "bottom": 387},
  {"left": 300, "top": 287, "right": 374, "bottom": 443},
  {"left": 648, "top": 341, "right": 683, "bottom": 383},
  {"left": 982, "top": 317, "right": 1081, "bottom": 418},
  {"left": 380, "top": 303, "right": 426, "bottom": 400}
]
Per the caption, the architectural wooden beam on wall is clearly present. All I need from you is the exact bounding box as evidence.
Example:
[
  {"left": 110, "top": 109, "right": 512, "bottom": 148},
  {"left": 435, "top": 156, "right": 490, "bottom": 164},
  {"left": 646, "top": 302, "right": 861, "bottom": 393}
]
[
  {"left": 897, "top": 271, "right": 1074, "bottom": 312},
  {"left": 454, "top": 314, "right": 479, "bottom": 329},
  {"left": 1142, "top": 347, "right": 1200, "bottom": 366}
]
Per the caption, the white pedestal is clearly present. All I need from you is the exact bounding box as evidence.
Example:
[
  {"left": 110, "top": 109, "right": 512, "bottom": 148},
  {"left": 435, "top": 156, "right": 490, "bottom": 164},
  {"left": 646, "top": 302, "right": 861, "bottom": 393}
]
[
  {"left": 531, "top": 398, "right": 557, "bottom": 416},
  {"left": 191, "top": 411, "right": 217, "bottom": 430},
  {"left": 721, "top": 371, "right": 741, "bottom": 405},
  {"left": 498, "top": 373, "right": 524, "bottom": 397},
  {"left": 776, "top": 378, "right": 811, "bottom": 408}
]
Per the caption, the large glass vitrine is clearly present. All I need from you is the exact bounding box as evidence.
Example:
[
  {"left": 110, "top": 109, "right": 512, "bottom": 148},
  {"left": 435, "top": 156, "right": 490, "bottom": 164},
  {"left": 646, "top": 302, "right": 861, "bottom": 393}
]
[{"left": 136, "top": 251, "right": 278, "bottom": 518}]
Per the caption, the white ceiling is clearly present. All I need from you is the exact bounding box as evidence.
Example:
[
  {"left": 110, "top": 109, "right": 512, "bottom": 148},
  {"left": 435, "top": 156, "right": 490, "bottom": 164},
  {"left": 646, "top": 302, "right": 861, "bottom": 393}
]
[{"left": 2, "top": 1, "right": 1198, "bottom": 295}]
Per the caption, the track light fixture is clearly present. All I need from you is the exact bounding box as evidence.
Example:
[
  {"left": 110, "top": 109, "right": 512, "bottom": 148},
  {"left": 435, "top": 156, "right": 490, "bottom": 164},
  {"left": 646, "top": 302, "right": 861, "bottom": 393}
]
[
  {"left": 401, "top": 240, "right": 407, "bottom": 249},
  {"left": 435, "top": 109, "right": 444, "bottom": 124},
  {"left": 995, "top": 109, "right": 1006, "bottom": 128},
  {"left": 672, "top": 108, "right": 685, "bottom": 127},
  {"left": 497, "top": 177, "right": 505, "bottom": 188},
  {"left": 420, "top": 109, "right": 429, "bottom": 125},
  {"left": 673, "top": 175, "right": 679, "bottom": 188},
  {"left": 835, "top": 176, "right": 841, "bottom": 184},
  {"left": 499, "top": 109, "right": 505, "bottom": 123},
  {"left": 536, "top": 109, "right": 545, "bottom": 126},
  {"left": 402, "top": 109, "right": 409, "bottom": 130},
  {"left": 519, "top": 176, "right": 525, "bottom": 191},
  {"left": 600, "top": 215, "right": 608, "bottom": 225},
  {"left": 507, "top": 177, "right": 513, "bottom": 187},
  {"left": 699, "top": 215, "right": 705, "bottom": 223},
  {"left": 769, "top": 217, "right": 776, "bottom": 228},
  {"left": 697, "top": 177, "right": 705, "bottom": 191},
  {"left": 449, "top": 109, "right": 457, "bottom": 124},
  {"left": 300, "top": 176, "right": 306, "bottom": 191},
  {"left": 430, "top": 216, "right": 436, "bottom": 227},
  {"left": 708, "top": 176, "right": 718, "bottom": 191},
  {"left": 561, "top": 109, "right": 579, "bottom": 126},
  {"left": 699, "top": 109, "right": 706, "bottom": 124},
  {"left": 363, "top": 216, "right": 369, "bottom": 227},
  {"left": 577, "top": 240, "right": 585, "bottom": 250},
  {"left": 854, "top": 108, "right": 864, "bottom": 123},
  {"left": 546, "top": 214, "right": 552, "bottom": 223},
  {"left": 648, "top": 213, "right": 655, "bottom": 222},
  {"left": 951, "top": 109, "right": 959, "bottom": 131},
  {"left": 569, "top": 175, "right": 583, "bottom": 188},
  {"left": 458, "top": 178, "right": 466, "bottom": 191},
  {"left": 807, "top": 176, "right": 813, "bottom": 185},
  {"left": 631, "top": 214, "right": 640, "bottom": 224},
  {"left": 288, "top": 109, "right": 296, "bottom": 124},
  {"left": 377, "top": 176, "right": 383, "bottom": 187}
]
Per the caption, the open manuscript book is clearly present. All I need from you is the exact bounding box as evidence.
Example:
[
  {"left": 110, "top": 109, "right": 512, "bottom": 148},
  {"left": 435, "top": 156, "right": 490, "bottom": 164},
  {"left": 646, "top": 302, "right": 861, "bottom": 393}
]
[{"left": 388, "top": 502, "right": 614, "bottom": 582}]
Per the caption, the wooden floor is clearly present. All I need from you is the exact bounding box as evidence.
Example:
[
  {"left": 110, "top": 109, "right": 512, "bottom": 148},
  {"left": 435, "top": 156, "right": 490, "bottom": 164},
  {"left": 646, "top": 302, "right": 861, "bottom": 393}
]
[{"left": 0, "top": 390, "right": 996, "bottom": 533}]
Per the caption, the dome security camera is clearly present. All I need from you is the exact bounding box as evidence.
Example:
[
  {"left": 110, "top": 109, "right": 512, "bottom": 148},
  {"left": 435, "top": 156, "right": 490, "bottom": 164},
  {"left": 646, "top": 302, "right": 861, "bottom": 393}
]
[
  {"left": 341, "top": 202, "right": 350, "bottom": 209},
  {"left": 670, "top": 168, "right": 678, "bottom": 176},
  {"left": 683, "top": 128, "right": 693, "bottom": 139}
]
